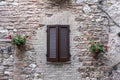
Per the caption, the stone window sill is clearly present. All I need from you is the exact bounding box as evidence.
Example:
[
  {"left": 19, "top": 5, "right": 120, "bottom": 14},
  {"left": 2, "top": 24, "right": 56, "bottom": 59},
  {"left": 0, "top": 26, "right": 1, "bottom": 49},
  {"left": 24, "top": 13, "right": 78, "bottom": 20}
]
[{"left": 46, "top": 61, "right": 71, "bottom": 65}]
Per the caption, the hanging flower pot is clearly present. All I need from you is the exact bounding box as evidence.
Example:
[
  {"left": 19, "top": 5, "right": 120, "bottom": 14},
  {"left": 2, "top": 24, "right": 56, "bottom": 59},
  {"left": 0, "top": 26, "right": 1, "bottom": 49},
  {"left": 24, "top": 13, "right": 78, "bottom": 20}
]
[
  {"left": 9, "top": 34, "right": 27, "bottom": 49},
  {"left": 89, "top": 40, "right": 106, "bottom": 59},
  {"left": 93, "top": 51, "right": 100, "bottom": 59}
]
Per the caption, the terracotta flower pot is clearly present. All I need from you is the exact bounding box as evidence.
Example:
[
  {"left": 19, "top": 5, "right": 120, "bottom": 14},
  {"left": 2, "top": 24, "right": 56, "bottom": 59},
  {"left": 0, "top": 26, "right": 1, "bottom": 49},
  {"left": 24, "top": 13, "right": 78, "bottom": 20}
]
[
  {"left": 93, "top": 50, "right": 101, "bottom": 59},
  {"left": 16, "top": 45, "right": 26, "bottom": 51},
  {"left": 93, "top": 53, "right": 99, "bottom": 59}
]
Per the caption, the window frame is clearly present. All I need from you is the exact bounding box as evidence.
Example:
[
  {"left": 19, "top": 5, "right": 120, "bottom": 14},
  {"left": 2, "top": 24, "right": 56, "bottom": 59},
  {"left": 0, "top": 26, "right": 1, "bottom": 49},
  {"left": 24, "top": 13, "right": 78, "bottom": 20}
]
[{"left": 47, "top": 25, "right": 70, "bottom": 62}]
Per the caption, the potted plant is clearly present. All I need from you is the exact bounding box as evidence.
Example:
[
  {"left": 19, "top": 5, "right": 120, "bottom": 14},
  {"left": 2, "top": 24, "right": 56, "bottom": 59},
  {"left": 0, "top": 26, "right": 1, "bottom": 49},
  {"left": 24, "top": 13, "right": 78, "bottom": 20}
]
[
  {"left": 89, "top": 40, "right": 106, "bottom": 59},
  {"left": 11, "top": 34, "right": 26, "bottom": 47}
]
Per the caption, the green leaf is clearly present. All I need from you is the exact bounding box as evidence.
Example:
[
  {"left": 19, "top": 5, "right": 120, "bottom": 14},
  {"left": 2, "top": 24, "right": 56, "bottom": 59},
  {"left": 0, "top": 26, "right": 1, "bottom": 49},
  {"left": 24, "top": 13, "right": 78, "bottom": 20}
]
[
  {"left": 89, "top": 40, "right": 106, "bottom": 54},
  {"left": 11, "top": 34, "right": 26, "bottom": 46}
]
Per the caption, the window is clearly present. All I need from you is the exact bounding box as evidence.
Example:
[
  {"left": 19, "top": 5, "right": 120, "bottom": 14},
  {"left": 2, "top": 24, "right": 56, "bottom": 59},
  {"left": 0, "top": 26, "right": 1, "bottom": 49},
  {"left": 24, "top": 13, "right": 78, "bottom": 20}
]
[{"left": 47, "top": 25, "right": 70, "bottom": 62}]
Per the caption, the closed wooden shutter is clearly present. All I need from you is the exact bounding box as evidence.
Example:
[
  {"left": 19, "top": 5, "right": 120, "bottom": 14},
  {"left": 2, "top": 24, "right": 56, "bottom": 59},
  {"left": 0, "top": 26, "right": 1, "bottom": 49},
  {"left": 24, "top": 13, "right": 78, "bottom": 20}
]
[
  {"left": 47, "top": 25, "right": 70, "bottom": 62},
  {"left": 59, "top": 25, "right": 70, "bottom": 62},
  {"left": 47, "top": 25, "right": 58, "bottom": 62}
]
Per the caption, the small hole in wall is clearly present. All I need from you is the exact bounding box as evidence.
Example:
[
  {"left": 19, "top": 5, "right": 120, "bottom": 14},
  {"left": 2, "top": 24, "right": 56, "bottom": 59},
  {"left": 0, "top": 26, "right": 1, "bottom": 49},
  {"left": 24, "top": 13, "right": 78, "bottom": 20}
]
[
  {"left": 48, "top": 0, "right": 71, "bottom": 7},
  {"left": 0, "top": 0, "right": 5, "bottom": 2},
  {"left": 98, "top": 0, "right": 103, "bottom": 5},
  {"left": 49, "top": 0, "right": 70, "bottom": 2},
  {"left": 45, "top": 13, "right": 53, "bottom": 17},
  {"left": 117, "top": 32, "right": 120, "bottom": 37}
]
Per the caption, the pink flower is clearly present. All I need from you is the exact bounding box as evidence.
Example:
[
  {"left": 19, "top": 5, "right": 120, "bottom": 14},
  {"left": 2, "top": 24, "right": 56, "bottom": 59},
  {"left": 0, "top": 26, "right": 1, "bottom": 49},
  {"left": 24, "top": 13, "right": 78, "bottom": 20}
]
[
  {"left": 94, "top": 42, "right": 97, "bottom": 44},
  {"left": 5, "top": 35, "right": 12, "bottom": 39},
  {"left": 105, "top": 46, "right": 109, "bottom": 51},
  {"left": 26, "top": 35, "right": 29, "bottom": 38}
]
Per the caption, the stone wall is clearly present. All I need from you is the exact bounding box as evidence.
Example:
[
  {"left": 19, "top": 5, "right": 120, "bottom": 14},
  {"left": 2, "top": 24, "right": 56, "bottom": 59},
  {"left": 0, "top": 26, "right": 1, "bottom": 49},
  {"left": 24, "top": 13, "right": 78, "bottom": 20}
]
[
  {"left": 0, "top": 39, "right": 14, "bottom": 79},
  {"left": 0, "top": 0, "right": 120, "bottom": 80},
  {"left": 104, "top": 0, "right": 120, "bottom": 80}
]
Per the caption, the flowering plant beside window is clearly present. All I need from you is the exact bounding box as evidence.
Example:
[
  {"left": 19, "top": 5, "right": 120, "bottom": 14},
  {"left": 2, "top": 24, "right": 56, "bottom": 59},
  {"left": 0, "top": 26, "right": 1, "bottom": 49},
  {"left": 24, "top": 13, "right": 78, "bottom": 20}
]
[
  {"left": 12, "top": 34, "right": 26, "bottom": 46},
  {"left": 89, "top": 40, "right": 108, "bottom": 59},
  {"left": 6, "top": 34, "right": 28, "bottom": 46},
  {"left": 89, "top": 41, "right": 106, "bottom": 53}
]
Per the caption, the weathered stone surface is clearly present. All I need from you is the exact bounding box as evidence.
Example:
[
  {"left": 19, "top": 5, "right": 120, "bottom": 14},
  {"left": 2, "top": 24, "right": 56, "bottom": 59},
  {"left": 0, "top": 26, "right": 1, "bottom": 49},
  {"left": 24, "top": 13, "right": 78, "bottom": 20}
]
[
  {"left": 29, "top": 63, "right": 37, "bottom": 68},
  {"left": 83, "top": 4, "right": 91, "bottom": 14},
  {"left": 3, "top": 54, "right": 10, "bottom": 59},
  {"left": 0, "top": 53, "right": 3, "bottom": 58},
  {"left": 0, "top": 0, "right": 120, "bottom": 80}
]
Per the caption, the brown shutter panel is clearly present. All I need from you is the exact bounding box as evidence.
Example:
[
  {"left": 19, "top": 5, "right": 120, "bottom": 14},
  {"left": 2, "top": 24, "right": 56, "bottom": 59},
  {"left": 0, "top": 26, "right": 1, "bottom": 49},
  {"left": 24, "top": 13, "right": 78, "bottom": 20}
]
[
  {"left": 59, "top": 25, "right": 70, "bottom": 62},
  {"left": 47, "top": 25, "right": 59, "bottom": 62}
]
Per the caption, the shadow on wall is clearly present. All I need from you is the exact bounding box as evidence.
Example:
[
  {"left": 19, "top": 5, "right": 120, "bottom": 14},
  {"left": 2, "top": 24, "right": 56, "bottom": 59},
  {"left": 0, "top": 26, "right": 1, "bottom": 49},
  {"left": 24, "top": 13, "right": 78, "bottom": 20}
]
[{"left": 48, "top": 0, "right": 71, "bottom": 6}]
